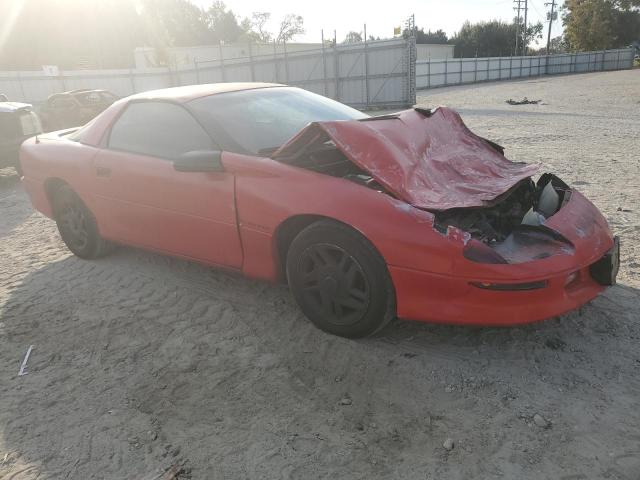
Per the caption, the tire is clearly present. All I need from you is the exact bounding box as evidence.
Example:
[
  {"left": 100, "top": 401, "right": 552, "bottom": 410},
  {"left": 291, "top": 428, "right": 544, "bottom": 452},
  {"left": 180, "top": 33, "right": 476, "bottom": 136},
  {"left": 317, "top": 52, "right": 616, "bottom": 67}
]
[
  {"left": 286, "top": 220, "right": 396, "bottom": 338},
  {"left": 52, "top": 184, "right": 114, "bottom": 259}
]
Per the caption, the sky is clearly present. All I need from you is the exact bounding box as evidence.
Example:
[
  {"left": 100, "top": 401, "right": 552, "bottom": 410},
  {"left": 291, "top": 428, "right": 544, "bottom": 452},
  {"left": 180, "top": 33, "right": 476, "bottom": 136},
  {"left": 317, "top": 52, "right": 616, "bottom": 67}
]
[{"left": 192, "top": 0, "right": 564, "bottom": 46}]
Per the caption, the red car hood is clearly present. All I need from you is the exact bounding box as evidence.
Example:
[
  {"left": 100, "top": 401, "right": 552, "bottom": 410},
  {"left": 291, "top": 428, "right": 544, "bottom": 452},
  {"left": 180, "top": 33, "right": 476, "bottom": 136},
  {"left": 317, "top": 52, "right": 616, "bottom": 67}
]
[{"left": 274, "top": 107, "right": 540, "bottom": 210}]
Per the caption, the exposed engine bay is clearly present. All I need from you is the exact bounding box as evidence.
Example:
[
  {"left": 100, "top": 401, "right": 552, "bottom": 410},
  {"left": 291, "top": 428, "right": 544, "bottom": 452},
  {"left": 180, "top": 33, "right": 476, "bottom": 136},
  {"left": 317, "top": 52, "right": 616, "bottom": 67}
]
[
  {"left": 290, "top": 140, "right": 569, "bottom": 246},
  {"left": 434, "top": 174, "right": 574, "bottom": 264},
  {"left": 289, "top": 140, "right": 574, "bottom": 264},
  {"left": 290, "top": 141, "right": 387, "bottom": 192},
  {"left": 433, "top": 173, "right": 571, "bottom": 244}
]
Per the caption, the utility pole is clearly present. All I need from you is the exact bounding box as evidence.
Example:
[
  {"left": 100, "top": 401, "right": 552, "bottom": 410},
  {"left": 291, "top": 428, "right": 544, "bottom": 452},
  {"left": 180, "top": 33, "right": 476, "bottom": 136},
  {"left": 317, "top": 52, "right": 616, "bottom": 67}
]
[
  {"left": 513, "top": 0, "right": 525, "bottom": 56},
  {"left": 545, "top": 0, "right": 557, "bottom": 55},
  {"left": 522, "top": 0, "right": 528, "bottom": 55}
]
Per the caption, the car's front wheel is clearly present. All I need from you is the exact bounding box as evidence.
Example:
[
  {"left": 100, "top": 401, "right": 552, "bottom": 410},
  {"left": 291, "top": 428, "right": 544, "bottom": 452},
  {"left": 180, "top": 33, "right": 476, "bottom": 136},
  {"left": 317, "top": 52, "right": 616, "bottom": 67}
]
[
  {"left": 52, "top": 184, "right": 114, "bottom": 259},
  {"left": 286, "top": 220, "right": 396, "bottom": 338}
]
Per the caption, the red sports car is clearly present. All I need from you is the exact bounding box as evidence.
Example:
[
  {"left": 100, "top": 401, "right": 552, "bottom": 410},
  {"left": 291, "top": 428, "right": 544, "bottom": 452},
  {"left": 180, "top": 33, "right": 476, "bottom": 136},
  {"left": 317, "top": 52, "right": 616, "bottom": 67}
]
[{"left": 20, "top": 83, "right": 620, "bottom": 338}]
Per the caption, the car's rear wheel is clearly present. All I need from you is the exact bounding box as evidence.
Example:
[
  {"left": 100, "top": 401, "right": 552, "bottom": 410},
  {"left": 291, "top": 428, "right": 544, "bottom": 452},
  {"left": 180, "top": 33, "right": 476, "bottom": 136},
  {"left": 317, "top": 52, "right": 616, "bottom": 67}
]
[
  {"left": 52, "top": 184, "right": 114, "bottom": 259},
  {"left": 286, "top": 220, "right": 396, "bottom": 338}
]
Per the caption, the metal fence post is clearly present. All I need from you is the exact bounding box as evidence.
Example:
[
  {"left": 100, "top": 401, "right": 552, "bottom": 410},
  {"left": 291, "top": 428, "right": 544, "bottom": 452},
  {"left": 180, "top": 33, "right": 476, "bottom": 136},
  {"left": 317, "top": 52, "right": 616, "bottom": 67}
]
[
  {"left": 283, "top": 40, "right": 289, "bottom": 83},
  {"left": 486, "top": 55, "right": 490, "bottom": 81},
  {"left": 219, "top": 41, "right": 226, "bottom": 82},
  {"left": 519, "top": 55, "right": 523, "bottom": 77},
  {"left": 364, "top": 24, "right": 370, "bottom": 107},
  {"left": 194, "top": 59, "right": 200, "bottom": 84},
  {"left": 333, "top": 41, "right": 340, "bottom": 101},
  {"left": 616, "top": 49, "right": 621, "bottom": 70},
  {"left": 509, "top": 54, "right": 513, "bottom": 79},
  {"left": 444, "top": 55, "right": 448, "bottom": 85},
  {"left": 459, "top": 56, "right": 463, "bottom": 84},
  {"left": 408, "top": 33, "right": 416, "bottom": 105},
  {"left": 601, "top": 49, "right": 606, "bottom": 70},
  {"left": 248, "top": 42, "right": 255, "bottom": 81},
  {"left": 16, "top": 71, "right": 26, "bottom": 101},
  {"left": 571, "top": 53, "right": 575, "bottom": 73},
  {"left": 273, "top": 40, "right": 278, "bottom": 83},
  {"left": 498, "top": 57, "right": 502, "bottom": 80},
  {"left": 427, "top": 57, "right": 431, "bottom": 88},
  {"left": 321, "top": 30, "right": 328, "bottom": 96},
  {"left": 474, "top": 54, "right": 478, "bottom": 83}
]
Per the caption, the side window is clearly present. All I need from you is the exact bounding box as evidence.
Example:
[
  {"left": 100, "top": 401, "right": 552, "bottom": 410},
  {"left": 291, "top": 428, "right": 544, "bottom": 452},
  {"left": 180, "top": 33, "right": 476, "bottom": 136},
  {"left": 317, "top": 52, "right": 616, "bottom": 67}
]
[{"left": 108, "top": 102, "right": 213, "bottom": 159}]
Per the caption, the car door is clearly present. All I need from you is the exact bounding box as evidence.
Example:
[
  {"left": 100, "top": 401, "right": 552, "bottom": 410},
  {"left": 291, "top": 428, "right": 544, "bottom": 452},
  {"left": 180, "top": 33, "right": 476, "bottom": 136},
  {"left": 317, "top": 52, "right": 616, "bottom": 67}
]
[{"left": 91, "top": 100, "right": 243, "bottom": 268}]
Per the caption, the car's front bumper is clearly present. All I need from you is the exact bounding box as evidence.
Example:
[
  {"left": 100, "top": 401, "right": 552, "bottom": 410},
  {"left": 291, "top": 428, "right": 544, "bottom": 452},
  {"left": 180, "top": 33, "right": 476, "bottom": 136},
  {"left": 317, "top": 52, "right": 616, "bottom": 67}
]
[
  {"left": 389, "top": 255, "right": 611, "bottom": 326},
  {"left": 390, "top": 189, "right": 619, "bottom": 326}
]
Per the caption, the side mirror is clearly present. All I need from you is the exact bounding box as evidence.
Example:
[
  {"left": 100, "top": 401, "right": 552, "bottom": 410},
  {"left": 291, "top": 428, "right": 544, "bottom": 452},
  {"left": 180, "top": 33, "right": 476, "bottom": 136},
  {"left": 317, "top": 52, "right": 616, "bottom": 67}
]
[{"left": 173, "top": 150, "right": 224, "bottom": 172}]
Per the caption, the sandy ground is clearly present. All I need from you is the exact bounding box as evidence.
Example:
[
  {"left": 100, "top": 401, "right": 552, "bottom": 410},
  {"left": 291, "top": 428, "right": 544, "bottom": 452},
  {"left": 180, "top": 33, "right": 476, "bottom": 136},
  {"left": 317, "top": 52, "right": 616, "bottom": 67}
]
[{"left": 0, "top": 69, "right": 639, "bottom": 480}]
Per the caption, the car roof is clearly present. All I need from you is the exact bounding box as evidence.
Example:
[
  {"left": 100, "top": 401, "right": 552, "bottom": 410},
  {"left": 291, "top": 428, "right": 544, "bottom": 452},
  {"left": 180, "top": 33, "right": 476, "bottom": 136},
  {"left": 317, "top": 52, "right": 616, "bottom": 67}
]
[
  {"left": 0, "top": 102, "right": 33, "bottom": 113},
  {"left": 127, "top": 82, "right": 284, "bottom": 103}
]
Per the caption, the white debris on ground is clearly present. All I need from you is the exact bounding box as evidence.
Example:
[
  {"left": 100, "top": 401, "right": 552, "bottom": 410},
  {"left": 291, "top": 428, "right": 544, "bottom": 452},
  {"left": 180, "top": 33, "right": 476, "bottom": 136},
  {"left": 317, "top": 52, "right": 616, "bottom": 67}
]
[{"left": 0, "top": 69, "right": 638, "bottom": 479}]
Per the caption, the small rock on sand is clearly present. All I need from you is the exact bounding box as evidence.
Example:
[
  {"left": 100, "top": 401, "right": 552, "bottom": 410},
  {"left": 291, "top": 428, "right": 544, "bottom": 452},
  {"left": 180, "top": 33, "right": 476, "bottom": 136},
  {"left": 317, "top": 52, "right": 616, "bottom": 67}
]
[
  {"left": 533, "top": 414, "right": 550, "bottom": 428},
  {"left": 443, "top": 438, "right": 455, "bottom": 451}
]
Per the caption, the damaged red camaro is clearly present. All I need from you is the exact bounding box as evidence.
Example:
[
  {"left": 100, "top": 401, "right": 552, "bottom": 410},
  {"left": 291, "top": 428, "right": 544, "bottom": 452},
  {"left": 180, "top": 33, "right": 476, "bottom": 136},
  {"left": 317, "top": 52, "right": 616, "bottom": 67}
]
[{"left": 20, "top": 83, "right": 620, "bottom": 338}]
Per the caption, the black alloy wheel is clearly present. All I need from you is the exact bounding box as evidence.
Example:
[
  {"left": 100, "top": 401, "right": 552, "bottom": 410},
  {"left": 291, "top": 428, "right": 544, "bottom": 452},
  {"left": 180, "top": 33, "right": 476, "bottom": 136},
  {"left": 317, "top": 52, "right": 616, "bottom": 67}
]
[
  {"left": 297, "top": 243, "right": 370, "bottom": 327},
  {"left": 287, "top": 220, "right": 396, "bottom": 338},
  {"left": 52, "top": 184, "right": 114, "bottom": 259}
]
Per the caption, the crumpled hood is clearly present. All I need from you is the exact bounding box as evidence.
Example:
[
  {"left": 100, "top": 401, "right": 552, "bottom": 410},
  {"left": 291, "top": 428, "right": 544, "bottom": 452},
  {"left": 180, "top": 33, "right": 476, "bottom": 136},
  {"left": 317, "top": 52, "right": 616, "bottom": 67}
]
[{"left": 274, "top": 107, "right": 540, "bottom": 211}]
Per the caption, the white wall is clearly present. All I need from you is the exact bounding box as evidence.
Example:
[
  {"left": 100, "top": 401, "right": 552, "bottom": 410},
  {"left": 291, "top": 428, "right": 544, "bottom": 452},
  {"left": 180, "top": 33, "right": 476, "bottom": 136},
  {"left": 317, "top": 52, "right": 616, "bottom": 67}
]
[
  {"left": 134, "top": 43, "right": 325, "bottom": 69},
  {"left": 0, "top": 38, "right": 414, "bottom": 109},
  {"left": 415, "top": 48, "right": 635, "bottom": 89},
  {"left": 416, "top": 44, "right": 455, "bottom": 60}
]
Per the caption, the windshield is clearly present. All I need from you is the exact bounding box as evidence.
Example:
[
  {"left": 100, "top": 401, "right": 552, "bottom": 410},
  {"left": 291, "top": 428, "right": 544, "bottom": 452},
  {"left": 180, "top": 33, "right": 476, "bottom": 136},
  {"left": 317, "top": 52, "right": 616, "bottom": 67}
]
[{"left": 188, "top": 87, "right": 368, "bottom": 155}]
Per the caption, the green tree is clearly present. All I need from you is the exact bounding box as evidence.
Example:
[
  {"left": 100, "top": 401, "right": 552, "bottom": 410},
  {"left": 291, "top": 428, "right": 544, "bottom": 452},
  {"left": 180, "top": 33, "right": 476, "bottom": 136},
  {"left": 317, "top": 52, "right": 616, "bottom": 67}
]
[
  {"left": 563, "top": 0, "right": 640, "bottom": 50},
  {"left": 403, "top": 27, "right": 449, "bottom": 44},
  {"left": 275, "top": 14, "right": 305, "bottom": 43},
  {"left": 343, "top": 31, "right": 363, "bottom": 43},
  {"left": 141, "top": 0, "right": 210, "bottom": 47},
  {"left": 450, "top": 19, "right": 543, "bottom": 57},
  {"left": 249, "top": 12, "right": 272, "bottom": 42},
  {"left": 205, "top": 1, "right": 246, "bottom": 43}
]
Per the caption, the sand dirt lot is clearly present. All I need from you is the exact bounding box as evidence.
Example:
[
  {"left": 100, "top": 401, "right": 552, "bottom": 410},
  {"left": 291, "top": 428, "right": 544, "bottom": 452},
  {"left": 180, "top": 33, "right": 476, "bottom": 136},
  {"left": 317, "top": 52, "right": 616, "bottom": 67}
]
[{"left": 1, "top": 69, "right": 639, "bottom": 480}]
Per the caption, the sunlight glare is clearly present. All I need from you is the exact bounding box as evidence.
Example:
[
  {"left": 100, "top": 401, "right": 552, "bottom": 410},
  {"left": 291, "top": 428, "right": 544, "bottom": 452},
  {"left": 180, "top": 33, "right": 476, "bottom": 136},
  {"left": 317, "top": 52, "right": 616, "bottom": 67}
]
[{"left": 0, "top": 0, "right": 26, "bottom": 55}]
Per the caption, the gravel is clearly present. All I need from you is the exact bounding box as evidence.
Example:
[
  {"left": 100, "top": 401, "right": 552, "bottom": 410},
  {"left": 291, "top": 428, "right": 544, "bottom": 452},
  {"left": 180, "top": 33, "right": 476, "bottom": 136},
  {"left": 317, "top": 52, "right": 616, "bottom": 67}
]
[{"left": 0, "top": 69, "right": 639, "bottom": 479}]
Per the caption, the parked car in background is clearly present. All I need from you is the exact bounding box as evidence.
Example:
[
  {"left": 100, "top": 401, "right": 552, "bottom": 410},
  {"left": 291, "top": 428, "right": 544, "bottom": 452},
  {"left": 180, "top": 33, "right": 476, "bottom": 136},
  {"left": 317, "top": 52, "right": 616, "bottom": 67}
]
[
  {"left": 39, "top": 89, "right": 117, "bottom": 132},
  {"left": 0, "top": 100, "right": 42, "bottom": 174}
]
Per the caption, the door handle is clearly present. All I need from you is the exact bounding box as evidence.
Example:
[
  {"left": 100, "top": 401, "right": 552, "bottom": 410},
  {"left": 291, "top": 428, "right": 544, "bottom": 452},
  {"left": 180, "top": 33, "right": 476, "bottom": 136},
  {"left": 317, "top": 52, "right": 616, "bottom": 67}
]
[{"left": 96, "top": 166, "right": 111, "bottom": 177}]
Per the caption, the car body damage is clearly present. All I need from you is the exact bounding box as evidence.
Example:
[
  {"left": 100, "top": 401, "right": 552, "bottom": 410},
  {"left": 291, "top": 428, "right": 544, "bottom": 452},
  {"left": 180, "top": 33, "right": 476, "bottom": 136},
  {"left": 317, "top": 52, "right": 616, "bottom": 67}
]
[
  {"left": 19, "top": 84, "right": 620, "bottom": 334},
  {"left": 273, "top": 107, "right": 614, "bottom": 268},
  {"left": 273, "top": 106, "right": 539, "bottom": 210}
]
